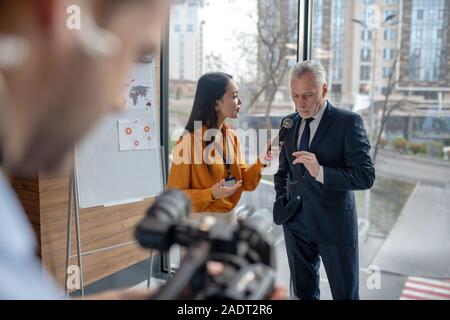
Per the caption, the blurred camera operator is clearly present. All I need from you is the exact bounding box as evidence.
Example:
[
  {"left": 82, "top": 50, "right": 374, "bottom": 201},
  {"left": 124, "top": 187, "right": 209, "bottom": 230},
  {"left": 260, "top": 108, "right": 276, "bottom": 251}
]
[
  {"left": 0, "top": 0, "right": 168, "bottom": 299},
  {"left": 0, "top": 0, "right": 285, "bottom": 301}
]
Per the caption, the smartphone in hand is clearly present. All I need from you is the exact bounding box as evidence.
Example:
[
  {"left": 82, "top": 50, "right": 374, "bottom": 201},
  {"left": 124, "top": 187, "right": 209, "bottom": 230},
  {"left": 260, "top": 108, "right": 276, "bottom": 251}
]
[{"left": 222, "top": 176, "right": 236, "bottom": 188}]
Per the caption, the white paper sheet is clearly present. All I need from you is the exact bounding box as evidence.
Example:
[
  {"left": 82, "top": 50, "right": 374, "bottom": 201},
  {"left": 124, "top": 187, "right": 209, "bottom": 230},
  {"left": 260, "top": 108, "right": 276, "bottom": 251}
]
[{"left": 118, "top": 119, "right": 157, "bottom": 151}]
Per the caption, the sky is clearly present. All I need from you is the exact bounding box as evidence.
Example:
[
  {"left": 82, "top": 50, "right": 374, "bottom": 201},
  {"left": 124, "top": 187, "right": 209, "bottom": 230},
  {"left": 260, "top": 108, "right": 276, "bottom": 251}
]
[{"left": 201, "top": 0, "right": 258, "bottom": 77}]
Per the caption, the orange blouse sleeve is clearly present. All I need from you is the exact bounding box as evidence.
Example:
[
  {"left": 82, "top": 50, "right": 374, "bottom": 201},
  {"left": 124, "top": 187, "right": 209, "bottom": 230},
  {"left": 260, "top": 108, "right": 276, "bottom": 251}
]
[{"left": 167, "top": 162, "right": 215, "bottom": 212}]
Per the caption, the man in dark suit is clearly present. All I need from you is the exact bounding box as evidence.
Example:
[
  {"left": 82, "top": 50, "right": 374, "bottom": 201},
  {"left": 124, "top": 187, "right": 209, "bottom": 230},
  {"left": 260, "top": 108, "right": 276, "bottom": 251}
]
[{"left": 273, "top": 60, "right": 375, "bottom": 300}]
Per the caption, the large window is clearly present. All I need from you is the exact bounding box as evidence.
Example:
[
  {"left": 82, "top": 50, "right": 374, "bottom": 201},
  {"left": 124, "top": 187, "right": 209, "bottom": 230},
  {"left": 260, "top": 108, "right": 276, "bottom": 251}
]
[{"left": 164, "top": 0, "right": 450, "bottom": 300}]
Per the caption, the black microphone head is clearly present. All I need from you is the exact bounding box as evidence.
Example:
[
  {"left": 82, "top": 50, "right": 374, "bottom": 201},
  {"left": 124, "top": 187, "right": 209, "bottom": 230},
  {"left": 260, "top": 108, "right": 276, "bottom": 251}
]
[
  {"left": 282, "top": 118, "right": 294, "bottom": 130},
  {"left": 278, "top": 117, "right": 294, "bottom": 142}
]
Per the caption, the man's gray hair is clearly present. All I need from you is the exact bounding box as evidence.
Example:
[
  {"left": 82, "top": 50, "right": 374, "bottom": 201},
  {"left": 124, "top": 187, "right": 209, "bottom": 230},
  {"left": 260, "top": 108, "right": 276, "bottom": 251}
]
[{"left": 290, "top": 60, "right": 327, "bottom": 87}]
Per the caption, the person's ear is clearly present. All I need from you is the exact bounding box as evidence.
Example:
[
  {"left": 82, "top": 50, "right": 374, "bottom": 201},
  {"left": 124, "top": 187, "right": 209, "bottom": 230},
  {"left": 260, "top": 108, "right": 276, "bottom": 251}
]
[
  {"left": 215, "top": 100, "right": 221, "bottom": 112},
  {"left": 322, "top": 83, "right": 328, "bottom": 98}
]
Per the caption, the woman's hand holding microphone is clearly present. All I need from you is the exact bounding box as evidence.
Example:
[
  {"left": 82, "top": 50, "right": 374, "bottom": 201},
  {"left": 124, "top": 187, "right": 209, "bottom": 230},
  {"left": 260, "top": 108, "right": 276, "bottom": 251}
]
[{"left": 260, "top": 142, "right": 280, "bottom": 167}]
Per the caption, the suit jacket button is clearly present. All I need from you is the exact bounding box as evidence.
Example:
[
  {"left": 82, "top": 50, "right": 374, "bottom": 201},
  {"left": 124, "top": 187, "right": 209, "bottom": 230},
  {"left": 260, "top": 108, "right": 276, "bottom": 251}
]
[{"left": 297, "top": 196, "right": 301, "bottom": 200}]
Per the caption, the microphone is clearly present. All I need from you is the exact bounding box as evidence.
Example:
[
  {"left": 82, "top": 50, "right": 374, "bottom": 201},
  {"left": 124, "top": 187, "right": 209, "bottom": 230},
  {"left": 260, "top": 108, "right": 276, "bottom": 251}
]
[
  {"left": 266, "top": 117, "right": 295, "bottom": 152},
  {"left": 278, "top": 117, "right": 295, "bottom": 144}
]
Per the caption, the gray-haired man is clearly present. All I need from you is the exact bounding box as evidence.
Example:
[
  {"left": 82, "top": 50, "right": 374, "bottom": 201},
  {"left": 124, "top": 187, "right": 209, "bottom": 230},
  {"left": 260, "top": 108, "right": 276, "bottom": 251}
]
[{"left": 273, "top": 60, "right": 375, "bottom": 300}]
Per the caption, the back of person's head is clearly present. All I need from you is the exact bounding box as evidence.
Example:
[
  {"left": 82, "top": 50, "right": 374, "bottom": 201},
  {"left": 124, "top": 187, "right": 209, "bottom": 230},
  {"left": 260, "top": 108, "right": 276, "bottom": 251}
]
[
  {"left": 185, "top": 72, "right": 233, "bottom": 132},
  {"left": 0, "top": 0, "right": 168, "bottom": 176}
]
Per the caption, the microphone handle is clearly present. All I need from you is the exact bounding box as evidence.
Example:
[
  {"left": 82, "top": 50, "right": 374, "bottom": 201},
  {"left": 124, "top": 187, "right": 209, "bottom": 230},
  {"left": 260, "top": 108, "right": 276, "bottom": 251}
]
[{"left": 266, "top": 127, "right": 288, "bottom": 152}]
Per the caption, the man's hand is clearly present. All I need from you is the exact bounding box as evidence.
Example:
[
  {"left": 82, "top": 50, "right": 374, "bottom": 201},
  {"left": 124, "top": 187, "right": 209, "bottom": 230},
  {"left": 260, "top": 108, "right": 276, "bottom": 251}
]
[
  {"left": 292, "top": 151, "right": 320, "bottom": 178},
  {"left": 211, "top": 179, "right": 243, "bottom": 200}
]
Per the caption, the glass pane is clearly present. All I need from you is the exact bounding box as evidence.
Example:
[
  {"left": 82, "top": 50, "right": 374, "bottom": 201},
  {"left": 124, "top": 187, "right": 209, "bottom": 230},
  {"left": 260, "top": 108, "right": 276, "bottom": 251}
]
[
  {"left": 168, "top": 0, "right": 299, "bottom": 153},
  {"left": 312, "top": 0, "right": 450, "bottom": 299}
]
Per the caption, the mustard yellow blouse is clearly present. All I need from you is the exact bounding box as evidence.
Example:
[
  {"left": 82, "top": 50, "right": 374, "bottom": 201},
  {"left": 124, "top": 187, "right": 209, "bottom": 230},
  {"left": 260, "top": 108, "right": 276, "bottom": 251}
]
[{"left": 167, "top": 124, "right": 263, "bottom": 213}]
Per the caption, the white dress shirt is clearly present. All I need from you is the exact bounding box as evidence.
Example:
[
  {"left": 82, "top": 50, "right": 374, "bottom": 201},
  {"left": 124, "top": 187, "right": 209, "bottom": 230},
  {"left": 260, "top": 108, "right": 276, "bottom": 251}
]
[
  {"left": 296, "top": 100, "right": 328, "bottom": 184},
  {"left": 0, "top": 169, "right": 62, "bottom": 299}
]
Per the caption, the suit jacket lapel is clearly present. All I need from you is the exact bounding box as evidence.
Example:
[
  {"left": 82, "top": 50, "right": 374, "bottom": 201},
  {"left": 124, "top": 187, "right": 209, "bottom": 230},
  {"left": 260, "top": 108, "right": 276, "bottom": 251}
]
[{"left": 310, "top": 102, "right": 335, "bottom": 152}]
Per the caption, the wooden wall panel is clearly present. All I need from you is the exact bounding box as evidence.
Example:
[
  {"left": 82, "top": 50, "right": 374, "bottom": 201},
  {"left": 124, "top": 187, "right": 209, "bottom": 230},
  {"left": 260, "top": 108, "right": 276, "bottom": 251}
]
[
  {"left": 10, "top": 176, "right": 40, "bottom": 193},
  {"left": 14, "top": 176, "right": 154, "bottom": 288},
  {"left": 14, "top": 189, "right": 41, "bottom": 224},
  {"left": 68, "top": 242, "right": 151, "bottom": 287}
]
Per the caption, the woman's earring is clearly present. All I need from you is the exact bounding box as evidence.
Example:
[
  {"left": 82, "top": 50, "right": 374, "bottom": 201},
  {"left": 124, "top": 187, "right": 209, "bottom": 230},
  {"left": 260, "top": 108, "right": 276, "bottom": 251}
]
[{"left": 0, "top": 34, "right": 30, "bottom": 68}]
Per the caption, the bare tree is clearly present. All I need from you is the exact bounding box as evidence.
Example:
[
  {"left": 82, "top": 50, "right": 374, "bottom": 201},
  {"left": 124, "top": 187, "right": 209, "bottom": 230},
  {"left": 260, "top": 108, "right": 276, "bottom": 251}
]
[
  {"left": 228, "top": 0, "right": 297, "bottom": 130},
  {"left": 205, "top": 53, "right": 226, "bottom": 73},
  {"left": 256, "top": 0, "right": 298, "bottom": 129},
  {"left": 372, "top": 49, "right": 415, "bottom": 162}
]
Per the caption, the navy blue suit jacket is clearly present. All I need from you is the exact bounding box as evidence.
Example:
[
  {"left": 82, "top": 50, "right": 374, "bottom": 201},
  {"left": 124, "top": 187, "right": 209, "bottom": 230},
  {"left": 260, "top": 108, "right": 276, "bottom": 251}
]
[{"left": 273, "top": 102, "right": 375, "bottom": 245}]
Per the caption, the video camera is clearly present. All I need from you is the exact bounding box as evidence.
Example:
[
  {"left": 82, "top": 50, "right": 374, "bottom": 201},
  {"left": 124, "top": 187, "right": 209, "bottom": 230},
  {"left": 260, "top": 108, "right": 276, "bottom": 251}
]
[{"left": 135, "top": 190, "right": 276, "bottom": 300}]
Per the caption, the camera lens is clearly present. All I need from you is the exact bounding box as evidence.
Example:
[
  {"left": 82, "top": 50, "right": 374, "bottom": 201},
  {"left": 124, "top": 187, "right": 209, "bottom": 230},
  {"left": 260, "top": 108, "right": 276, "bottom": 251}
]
[{"left": 147, "top": 189, "right": 191, "bottom": 223}]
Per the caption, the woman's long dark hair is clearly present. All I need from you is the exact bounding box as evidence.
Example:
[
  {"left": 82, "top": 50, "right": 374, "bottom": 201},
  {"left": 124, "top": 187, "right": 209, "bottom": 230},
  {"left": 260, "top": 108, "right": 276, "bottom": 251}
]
[{"left": 185, "top": 72, "right": 233, "bottom": 132}]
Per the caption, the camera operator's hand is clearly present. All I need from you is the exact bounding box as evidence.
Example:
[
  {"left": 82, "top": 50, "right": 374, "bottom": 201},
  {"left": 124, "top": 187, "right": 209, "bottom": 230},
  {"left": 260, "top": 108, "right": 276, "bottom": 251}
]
[
  {"left": 270, "top": 287, "right": 287, "bottom": 300},
  {"left": 207, "top": 262, "right": 287, "bottom": 300},
  {"left": 211, "top": 179, "right": 242, "bottom": 200}
]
